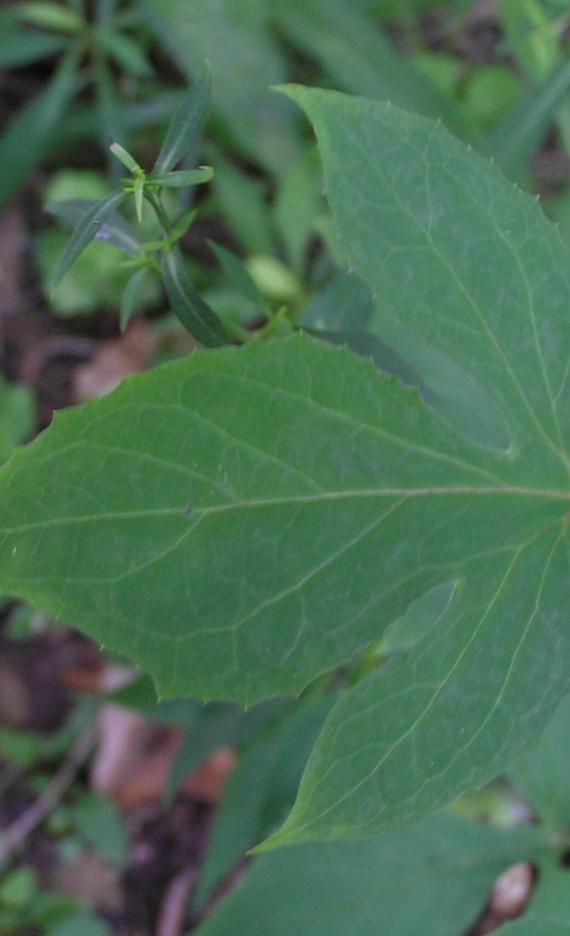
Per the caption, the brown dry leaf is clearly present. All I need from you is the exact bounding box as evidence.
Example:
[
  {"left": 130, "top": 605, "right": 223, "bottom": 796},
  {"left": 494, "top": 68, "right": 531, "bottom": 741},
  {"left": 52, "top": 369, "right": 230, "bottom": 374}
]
[
  {"left": 0, "top": 655, "right": 29, "bottom": 728},
  {"left": 60, "top": 640, "right": 135, "bottom": 694},
  {"left": 73, "top": 319, "right": 157, "bottom": 402},
  {"left": 183, "top": 749, "right": 235, "bottom": 803},
  {"left": 92, "top": 705, "right": 234, "bottom": 808},
  {"left": 0, "top": 635, "right": 73, "bottom": 732},
  {"left": 489, "top": 862, "right": 534, "bottom": 919},
  {"left": 92, "top": 705, "right": 152, "bottom": 800}
]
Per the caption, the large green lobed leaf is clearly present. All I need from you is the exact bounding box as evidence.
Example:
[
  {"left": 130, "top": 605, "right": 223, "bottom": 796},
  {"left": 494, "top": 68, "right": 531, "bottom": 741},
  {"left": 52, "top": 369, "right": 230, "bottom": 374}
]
[
  {"left": 3, "top": 87, "right": 570, "bottom": 846},
  {"left": 194, "top": 815, "right": 543, "bottom": 936},
  {"left": 6, "top": 333, "right": 558, "bottom": 702},
  {"left": 261, "top": 86, "right": 570, "bottom": 846}
]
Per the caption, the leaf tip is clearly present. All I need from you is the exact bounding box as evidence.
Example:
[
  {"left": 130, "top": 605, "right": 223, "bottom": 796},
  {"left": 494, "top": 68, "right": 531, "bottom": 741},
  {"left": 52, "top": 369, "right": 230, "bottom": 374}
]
[
  {"left": 248, "top": 833, "right": 283, "bottom": 856},
  {"left": 251, "top": 804, "right": 312, "bottom": 854},
  {"left": 272, "top": 83, "right": 305, "bottom": 102}
]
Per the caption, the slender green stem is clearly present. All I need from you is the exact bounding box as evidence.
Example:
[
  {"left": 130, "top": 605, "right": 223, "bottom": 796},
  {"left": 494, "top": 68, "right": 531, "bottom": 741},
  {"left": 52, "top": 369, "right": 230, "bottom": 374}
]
[{"left": 144, "top": 191, "right": 171, "bottom": 239}]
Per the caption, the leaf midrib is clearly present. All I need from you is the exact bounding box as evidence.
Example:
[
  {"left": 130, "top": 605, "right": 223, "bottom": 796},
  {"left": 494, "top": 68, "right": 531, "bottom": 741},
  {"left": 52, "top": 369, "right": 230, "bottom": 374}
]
[{"left": 1, "top": 485, "right": 569, "bottom": 537}]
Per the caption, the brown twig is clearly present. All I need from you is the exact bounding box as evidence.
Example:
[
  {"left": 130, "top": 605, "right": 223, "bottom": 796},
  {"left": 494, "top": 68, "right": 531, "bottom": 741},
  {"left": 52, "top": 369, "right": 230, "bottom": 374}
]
[
  {"left": 156, "top": 867, "right": 197, "bottom": 936},
  {"left": 0, "top": 724, "right": 97, "bottom": 864}
]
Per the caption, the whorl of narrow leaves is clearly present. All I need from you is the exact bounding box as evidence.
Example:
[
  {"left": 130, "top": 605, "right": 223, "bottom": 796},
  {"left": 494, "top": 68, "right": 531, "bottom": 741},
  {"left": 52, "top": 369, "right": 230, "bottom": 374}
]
[{"left": 3, "top": 88, "right": 570, "bottom": 847}]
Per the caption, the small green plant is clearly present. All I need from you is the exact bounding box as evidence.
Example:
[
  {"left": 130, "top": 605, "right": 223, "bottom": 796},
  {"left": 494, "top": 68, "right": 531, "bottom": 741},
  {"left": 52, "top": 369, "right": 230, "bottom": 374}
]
[
  {"left": 48, "top": 66, "right": 236, "bottom": 342},
  {"left": 48, "top": 69, "right": 298, "bottom": 343}
]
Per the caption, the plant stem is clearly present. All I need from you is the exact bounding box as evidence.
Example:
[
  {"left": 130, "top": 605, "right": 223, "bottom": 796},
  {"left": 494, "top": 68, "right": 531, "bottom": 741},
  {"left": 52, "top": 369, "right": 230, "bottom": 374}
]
[
  {"left": 0, "top": 725, "right": 97, "bottom": 865},
  {"left": 145, "top": 191, "right": 171, "bottom": 239}
]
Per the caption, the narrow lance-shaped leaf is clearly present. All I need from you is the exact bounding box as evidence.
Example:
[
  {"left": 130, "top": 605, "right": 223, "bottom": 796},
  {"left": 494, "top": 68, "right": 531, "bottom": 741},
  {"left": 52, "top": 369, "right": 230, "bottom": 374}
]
[
  {"left": 149, "top": 167, "right": 214, "bottom": 188},
  {"left": 272, "top": 0, "right": 468, "bottom": 140},
  {"left": 168, "top": 207, "right": 198, "bottom": 243},
  {"left": 482, "top": 49, "right": 570, "bottom": 182},
  {"left": 208, "top": 241, "right": 265, "bottom": 309},
  {"left": 0, "top": 46, "right": 82, "bottom": 210},
  {"left": 154, "top": 63, "right": 212, "bottom": 172},
  {"left": 160, "top": 248, "right": 232, "bottom": 347},
  {"left": 55, "top": 191, "right": 128, "bottom": 286},
  {"left": 496, "top": 0, "right": 558, "bottom": 81},
  {"left": 97, "top": 30, "right": 154, "bottom": 79},
  {"left": 0, "top": 29, "right": 69, "bottom": 68},
  {"left": 46, "top": 199, "right": 143, "bottom": 255},
  {"left": 166, "top": 699, "right": 286, "bottom": 803},
  {"left": 120, "top": 268, "right": 148, "bottom": 332},
  {"left": 94, "top": 56, "right": 123, "bottom": 176},
  {"left": 15, "top": 1, "right": 84, "bottom": 33},
  {"left": 141, "top": 0, "right": 299, "bottom": 175},
  {"left": 194, "top": 695, "right": 333, "bottom": 906},
  {"left": 134, "top": 176, "right": 144, "bottom": 223},
  {"left": 110, "top": 142, "right": 141, "bottom": 174}
]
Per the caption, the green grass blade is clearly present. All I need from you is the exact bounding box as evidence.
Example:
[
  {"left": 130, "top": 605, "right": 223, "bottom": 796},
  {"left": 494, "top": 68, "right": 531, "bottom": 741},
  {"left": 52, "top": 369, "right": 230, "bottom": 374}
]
[
  {"left": 483, "top": 49, "right": 570, "bottom": 181},
  {"left": 0, "top": 46, "right": 82, "bottom": 210}
]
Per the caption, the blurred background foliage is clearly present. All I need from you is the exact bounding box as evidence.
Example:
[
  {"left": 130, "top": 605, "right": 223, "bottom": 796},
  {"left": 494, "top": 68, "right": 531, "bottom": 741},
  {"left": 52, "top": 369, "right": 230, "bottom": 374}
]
[{"left": 2, "top": 1, "right": 570, "bottom": 933}]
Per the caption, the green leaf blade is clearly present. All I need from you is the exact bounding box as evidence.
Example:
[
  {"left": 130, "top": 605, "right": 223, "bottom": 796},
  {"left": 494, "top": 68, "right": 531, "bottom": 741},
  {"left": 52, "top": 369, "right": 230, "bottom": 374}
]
[
  {"left": 55, "top": 190, "right": 128, "bottom": 286},
  {"left": 273, "top": 0, "right": 468, "bottom": 139},
  {"left": 208, "top": 241, "right": 265, "bottom": 310},
  {"left": 5, "top": 83, "right": 570, "bottom": 852},
  {"left": 142, "top": 0, "right": 299, "bottom": 175},
  {"left": 195, "top": 815, "right": 543, "bottom": 936},
  {"left": 483, "top": 49, "right": 570, "bottom": 182},
  {"left": 0, "top": 336, "right": 567, "bottom": 710},
  {"left": 155, "top": 64, "right": 212, "bottom": 173},
  {"left": 160, "top": 248, "right": 232, "bottom": 347},
  {"left": 120, "top": 268, "right": 148, "bottom": 332},
  {"left": 15, "top": 1, "right": 84, "bottom": 33},
  {"left": 263, "top": 519, "right": 570, "bottom": 848},
  {"left": 149, "top": 166, "right": 214, "bottom": 187},
  {"left": 0, "top": 47, "right": 81, "bottom": 210},
  {"left": 281, "top": 85, "right": 570, "bottom": 480},
  {"left": 0, "top": 29, "right": 69, "bottom": 68},
  {"left": 46, "top": 199, "right": 143, "bottom": 255}
]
